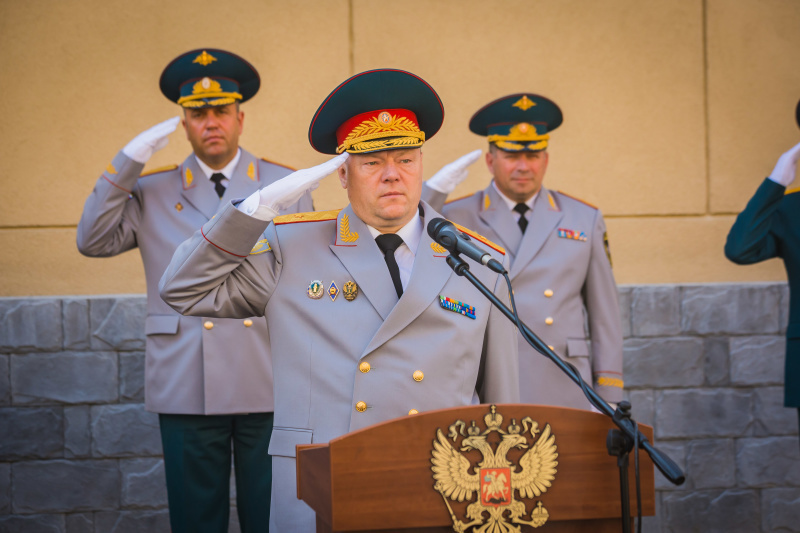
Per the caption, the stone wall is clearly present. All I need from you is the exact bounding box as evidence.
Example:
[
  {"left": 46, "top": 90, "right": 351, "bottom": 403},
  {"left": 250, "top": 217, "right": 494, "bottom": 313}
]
[{"left": 1, "top": 285, "right": 799, "bottom": 532}]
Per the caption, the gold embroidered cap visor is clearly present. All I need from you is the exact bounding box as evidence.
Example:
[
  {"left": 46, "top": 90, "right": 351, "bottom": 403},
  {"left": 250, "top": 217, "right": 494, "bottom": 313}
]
[
  {"left": 159, "top": 48, "right": 260, "bottom": 108},
  {"left": 308, "top": 68, "right": 444, "bottom": 155},
  {"left": 469, "top": 93, "right": 563, "bottom": 153}
]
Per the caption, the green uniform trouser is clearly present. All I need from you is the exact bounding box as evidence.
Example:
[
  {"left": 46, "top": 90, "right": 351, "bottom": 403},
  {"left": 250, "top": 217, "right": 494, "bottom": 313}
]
[{"left": 159, "top": 413, "right": 273, "bottom": 533}]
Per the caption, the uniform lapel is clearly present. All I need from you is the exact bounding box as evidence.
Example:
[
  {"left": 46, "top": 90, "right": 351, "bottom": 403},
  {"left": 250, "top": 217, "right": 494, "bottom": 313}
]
[
  {"left": 361, "top": 202, "right": 452, "bottom": 357},
  {"left": 329, "top": 205, "right": 397, "bottom": 321},
  {"left": 509, "top": 187, "right": 564, "bottom": 280},
  {"left": 477, "top": 185, "right": 522, "bottom": 260},
  {"left": 224, "top": 149, "right": 261, "bottom": 202},
  {"left": 179, "top": 155, "right": 222, "bottom": 220}
]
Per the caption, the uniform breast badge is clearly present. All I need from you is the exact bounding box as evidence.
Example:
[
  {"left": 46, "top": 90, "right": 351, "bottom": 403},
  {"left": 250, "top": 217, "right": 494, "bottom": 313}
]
[
  {"left": 557, "top": 227, "right": 587, "bottom": 242},
  {"left": 328, "top": 281, "right": 339, "bottom": 301},
  {"left": 431, "top": 405, "right": 558, "bottom": 532},
  {"left": 307, "top": 280, "right": 324, "bottom": 299},
  {"left": 343, "top": 281, "right": 358, "bottom": 301},
  {"left": 439, "top": 296, "right": 476, "bottom": 320}
]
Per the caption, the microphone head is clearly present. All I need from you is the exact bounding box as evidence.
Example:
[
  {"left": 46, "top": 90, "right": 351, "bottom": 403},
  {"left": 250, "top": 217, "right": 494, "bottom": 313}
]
[{"left": 427, "top": 217, "right": 458, "bottom": 250}]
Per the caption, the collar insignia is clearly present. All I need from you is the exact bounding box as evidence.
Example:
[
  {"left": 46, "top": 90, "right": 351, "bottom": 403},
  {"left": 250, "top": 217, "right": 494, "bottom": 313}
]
[
  {"left": 431, "top": 242, "right": 447, "bottom": 255},
  {"left": 106, "top": 163, "right": 117, "bottom": 175},
  {"left": 250, "top": 239, "right": 272, "bottom": 255},
  {"left": 339, "top": 213, "right": 359, "bottom": 243},
  {"left": 432, "top": 405, "right": 558, "bottom": 531},
  {"left": 184, "top": 167, "right": 194, "bottom": 188},
  {"left": 247, "top": 161, "right": 255, "bottom": 180}
]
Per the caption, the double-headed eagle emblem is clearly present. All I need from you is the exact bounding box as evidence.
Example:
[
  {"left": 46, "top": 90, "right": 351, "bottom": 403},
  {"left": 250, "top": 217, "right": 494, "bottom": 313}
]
[{"left": 431, "top": 405, "right": 559, "bottom": 532}]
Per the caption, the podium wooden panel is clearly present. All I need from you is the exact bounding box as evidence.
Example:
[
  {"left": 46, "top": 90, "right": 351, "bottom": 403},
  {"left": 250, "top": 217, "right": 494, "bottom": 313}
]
[{"left": 297, "top": 404, "right": 655, "bottom": 532}]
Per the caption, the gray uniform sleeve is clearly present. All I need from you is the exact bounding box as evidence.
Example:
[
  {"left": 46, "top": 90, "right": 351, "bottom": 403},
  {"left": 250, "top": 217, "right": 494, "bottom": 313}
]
[
  {"left": 582, "top": 210, "right": 624, "bottom": 403},
  {"left": 159, "top": 202, "right": 281, "bottom": 319},
  {"left": 420, "top": 183, "right": 448, "bottom": 213},
  {"left": 76, "top": 151, "right": 144, "bottom": 257}
]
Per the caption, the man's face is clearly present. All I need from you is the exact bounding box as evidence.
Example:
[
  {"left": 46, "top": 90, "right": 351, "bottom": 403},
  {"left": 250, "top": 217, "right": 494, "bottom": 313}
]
[
  {"left": 338, "top": 148, "right": 423, "bottom": 233},
  {"left": 486, "top": 146, "right": 549, "bottom": 203},
  {"left": 182, "top": 104, "right": 244, "bottom": 169}
]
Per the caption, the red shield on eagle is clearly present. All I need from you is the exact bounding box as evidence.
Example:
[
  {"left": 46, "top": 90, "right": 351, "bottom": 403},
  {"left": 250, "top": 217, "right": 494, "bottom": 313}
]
[{"left": 480, "top": 467, "right": 511, "bottom": 507}]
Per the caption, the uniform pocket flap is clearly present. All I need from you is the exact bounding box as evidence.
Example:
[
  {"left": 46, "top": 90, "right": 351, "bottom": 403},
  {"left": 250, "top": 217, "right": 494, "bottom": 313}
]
[
  {"left": 787, "top": 322, "right": 800, "bottom": 339},
  {"left": 566, "top": 338, "right": 590, "bottom": 357},
  {"left": 145, "top": 315, "right": 180, "bottom": 336},
  {"left": 268, "top": 427, "right": 313, "bottom": 458}
]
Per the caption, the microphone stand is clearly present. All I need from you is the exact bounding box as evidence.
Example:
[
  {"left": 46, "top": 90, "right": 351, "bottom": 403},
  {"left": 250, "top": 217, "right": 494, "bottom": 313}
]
[{"left": 444, "top": 253, "right": 684, "bottom": 533}]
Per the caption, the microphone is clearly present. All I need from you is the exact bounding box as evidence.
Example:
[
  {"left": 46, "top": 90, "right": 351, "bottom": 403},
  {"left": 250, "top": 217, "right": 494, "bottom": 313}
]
[{"left": 427, "top": 218, "right": 506, "bottom": 274}]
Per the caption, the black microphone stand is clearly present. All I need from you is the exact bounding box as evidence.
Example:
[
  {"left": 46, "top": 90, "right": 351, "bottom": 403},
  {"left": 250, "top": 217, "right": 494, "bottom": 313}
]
[{"left": 444, "top": 253, "right": 684, "bottom": 533}]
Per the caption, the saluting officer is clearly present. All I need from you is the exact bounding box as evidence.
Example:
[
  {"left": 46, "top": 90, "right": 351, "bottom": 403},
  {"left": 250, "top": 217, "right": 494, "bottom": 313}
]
[
  {"left": 725, "top": 100, "right": 800, "bottom": 443},
  {"left": 77, "top": 49, "right": 312, "bottom": 533},
  {"left": 159, "top": 69, "right": 520, "bottom": 532},
  {"left": 423, "top": 93, "right": 624, "bottom": 410}
]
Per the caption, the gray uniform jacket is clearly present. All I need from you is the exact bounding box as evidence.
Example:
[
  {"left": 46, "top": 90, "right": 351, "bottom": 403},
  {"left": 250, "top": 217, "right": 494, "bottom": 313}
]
[
  {"left": 159, "top": 201, "right": 520, "bottom": 531},
  {"left": 77, "top": 148, "right": 312, "bottom": 415},
  {"left": 424, "top": 183, "right": 623, "bottom": 409}
]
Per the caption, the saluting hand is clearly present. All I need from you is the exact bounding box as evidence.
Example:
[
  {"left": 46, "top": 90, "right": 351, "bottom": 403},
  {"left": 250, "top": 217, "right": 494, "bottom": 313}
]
[
  {"left": 425, "top": 149, "right": 483, "bottom": 194},
  {"left": 122, "top": 116, "right": 182, "bottom": 164},
  {"left": 768, "top": 141, "right": 800, "bottom": 187},
  {"left": 239, "top": 153, "right": 350, "bottom": 221}
]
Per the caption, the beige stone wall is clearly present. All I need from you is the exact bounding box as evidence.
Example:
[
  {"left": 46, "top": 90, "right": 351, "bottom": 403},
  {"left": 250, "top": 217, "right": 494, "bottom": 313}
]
[{"left": 1, "top": 0, "right": 798, "bottom": 296}]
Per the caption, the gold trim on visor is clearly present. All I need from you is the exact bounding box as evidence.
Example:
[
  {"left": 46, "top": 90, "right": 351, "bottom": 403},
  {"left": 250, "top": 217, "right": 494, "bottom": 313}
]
[
  {"left": 337, "top": 114, "right": 425, "bottom": 154},
  {"left": 177, "top": 78, "right": 243, "bottom": 106}
]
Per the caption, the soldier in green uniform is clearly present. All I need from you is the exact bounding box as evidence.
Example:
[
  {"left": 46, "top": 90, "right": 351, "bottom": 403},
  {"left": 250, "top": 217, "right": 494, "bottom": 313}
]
[{"left": 725, "top": 101, "right": 800, "bottom": 439}]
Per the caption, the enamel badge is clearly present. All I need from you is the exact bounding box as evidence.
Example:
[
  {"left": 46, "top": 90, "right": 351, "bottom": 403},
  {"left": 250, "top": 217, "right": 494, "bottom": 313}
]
[
  {"left": 328, "top": 281, "right": 339, "bottom": 301},
  {"left": 343, "top": 281, "right": 358, "bottom": 301},
  {"left": 307, "top": 280, "right": 324, "bottom": 299}
]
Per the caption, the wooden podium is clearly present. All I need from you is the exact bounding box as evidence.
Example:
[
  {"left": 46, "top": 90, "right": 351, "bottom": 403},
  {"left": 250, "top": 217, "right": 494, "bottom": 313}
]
[{"left": 297, "top": 404, "right": 655, "bottom": 532}]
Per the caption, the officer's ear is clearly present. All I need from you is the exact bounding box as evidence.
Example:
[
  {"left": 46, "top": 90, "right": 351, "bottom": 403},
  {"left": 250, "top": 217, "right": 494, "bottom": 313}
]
[
  {"left": 338, "top": 161, "right": 348, "bottom": 189},
  {"left": 485, "top": 146, "right": 495, "bottom": 173}
]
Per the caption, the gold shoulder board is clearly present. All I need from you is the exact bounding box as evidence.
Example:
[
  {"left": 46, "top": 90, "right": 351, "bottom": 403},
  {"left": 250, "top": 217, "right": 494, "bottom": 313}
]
[
  {"left": 140, "top": 164, "right": 178, "bottom": 177},
  {"left": 556, "top": 190, "right": 598, "bottom": 210},
  {"left": 452, "top": 222, "right": 506, "bottom": 255},
  {"left": 274, "top": 209, "right": 341, "bottom": 225}
]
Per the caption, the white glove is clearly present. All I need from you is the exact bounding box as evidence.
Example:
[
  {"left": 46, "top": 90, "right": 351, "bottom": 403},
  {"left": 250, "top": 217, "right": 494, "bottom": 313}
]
[
  {"left": 425, "top": 149, "right": 482, "bottom": 194},
  {"left": 768, "top": 141, "right": 800, "bottom": 187},
  {"left": 239, "top": 153, "right": 350, "bottom": 221},
  {"left": 122, "top": 116, "right": 181, "bottom": 164}
]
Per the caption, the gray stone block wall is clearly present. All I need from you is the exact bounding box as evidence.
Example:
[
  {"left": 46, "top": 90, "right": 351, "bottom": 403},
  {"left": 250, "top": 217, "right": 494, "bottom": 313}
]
[{"left": 0, "top": 286, "right": 798, "bottom": 532}]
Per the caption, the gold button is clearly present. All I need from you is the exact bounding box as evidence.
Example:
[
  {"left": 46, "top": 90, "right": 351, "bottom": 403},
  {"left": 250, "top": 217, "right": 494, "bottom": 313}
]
[
  {"left": 355, "top": 401, "right": 367, "bottom": 412},
  {"left": 408, "top": 409, "right": 419, "bottom": 415},
  {"left": 545, "top": 317, "right": 554, "bottom": 325},
  {"left": 544, "top": 289, "right": 553, "bottom": 298},
  {"left": 413, "top": 370, "right": 424, "bottom": 382},
  {"left": 359, "top": 361, "right": 371, "bottom": 373},
  {"left": 203, "top": 321, "right": 214, "bottom": 330},
  {"left": 243, "top": 319, "right": 253, "bottom": 327}
]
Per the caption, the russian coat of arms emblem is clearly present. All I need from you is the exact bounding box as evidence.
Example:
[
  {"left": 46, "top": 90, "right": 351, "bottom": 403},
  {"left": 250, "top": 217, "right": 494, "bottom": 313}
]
[{"left": 431, "top": 405, "right": 559, "bottom": 532}]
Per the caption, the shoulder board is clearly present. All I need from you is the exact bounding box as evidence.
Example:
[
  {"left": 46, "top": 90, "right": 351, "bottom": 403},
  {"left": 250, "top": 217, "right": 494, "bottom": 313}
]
[
  {"left": 452, "top": 222, "right": 505, "bottom": 255},
  {"left": 444, "top": 192, "right": 475, "bottom": 205},
  {"left": 274, "top": 209, "right": 341, "bottom": 225},
  {"left": 260, "top": 157, "right": 297, "bottom": 172},
  {"left": 140, "top": 164, "right": 178, "bottom": 177},
  {"left": 557, "top": 190, "right": 598, "bottom": 210},
  {"left": 784, "top": 186, "right": 800, "bottom": 196}
]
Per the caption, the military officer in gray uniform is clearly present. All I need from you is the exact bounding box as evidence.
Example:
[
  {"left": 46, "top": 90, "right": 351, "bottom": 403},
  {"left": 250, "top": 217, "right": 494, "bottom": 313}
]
[
  {"left": 160, "top": 69, "right": 520, "bottom": 532},
  {"left": 77, "top": 49, "right": 312, "bottom": 533},
  {"left": 422, "top": 93, "right": 623, "bottom": 410}
]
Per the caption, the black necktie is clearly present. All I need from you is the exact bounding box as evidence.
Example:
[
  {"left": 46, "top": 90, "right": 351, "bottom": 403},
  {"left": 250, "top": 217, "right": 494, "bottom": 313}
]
[
  {"left": 513, "top": 203, "right": 530, "bottom": 234},
  {"left": 210, "top": 173, "right": 226, "bottom": 198},
  {"left": 375, "top": 234, "right": 405, "bottom": 298}
]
